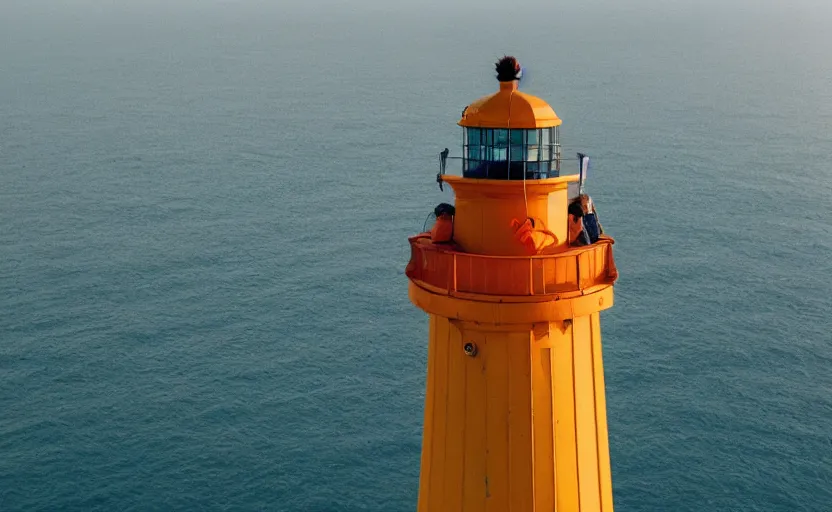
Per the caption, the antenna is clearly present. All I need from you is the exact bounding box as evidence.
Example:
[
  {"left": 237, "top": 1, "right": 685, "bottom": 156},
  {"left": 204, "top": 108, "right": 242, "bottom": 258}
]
[{"left": 437, "top": 148, "right": 449, "bottom": 191}]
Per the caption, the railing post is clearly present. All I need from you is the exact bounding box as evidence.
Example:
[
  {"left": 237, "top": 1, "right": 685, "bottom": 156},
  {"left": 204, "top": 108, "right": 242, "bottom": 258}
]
[
  {"left": 453, "top": 253, "right": 458, "bottom": 294},
  {"left": 529, "top": 258, "right": 534, "bottom": 295},
  {"left": 469, "top": 255, "right": 473, "bottom": 294}
]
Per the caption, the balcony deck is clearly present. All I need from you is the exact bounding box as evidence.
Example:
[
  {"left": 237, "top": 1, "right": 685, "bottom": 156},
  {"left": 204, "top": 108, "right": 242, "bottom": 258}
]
[{"left": 406, "top": 234, "right": 618, "bottom": 301}]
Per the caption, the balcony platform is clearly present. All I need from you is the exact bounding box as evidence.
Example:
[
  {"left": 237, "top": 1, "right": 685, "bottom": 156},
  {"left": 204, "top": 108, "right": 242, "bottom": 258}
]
[{"left": 405, "top": 234, "right": 618, "bottom": 303}]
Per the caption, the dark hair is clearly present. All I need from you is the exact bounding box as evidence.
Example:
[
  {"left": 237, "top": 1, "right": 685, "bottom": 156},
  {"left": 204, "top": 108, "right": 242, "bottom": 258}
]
[
  {"left": 567, "top": 201, "right": 584, "bottom": 218},
  {"left": 434, "top": 203, "right": 455, "bottom": 217}
]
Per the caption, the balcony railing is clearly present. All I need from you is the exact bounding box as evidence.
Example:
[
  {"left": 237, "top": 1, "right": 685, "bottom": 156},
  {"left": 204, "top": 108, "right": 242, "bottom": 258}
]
[
  {"left": 439, "top": 155, "right": 562, "bottom": 180},
  {"left": 406, "top": 235, "right": 618, "bottom": 298}
]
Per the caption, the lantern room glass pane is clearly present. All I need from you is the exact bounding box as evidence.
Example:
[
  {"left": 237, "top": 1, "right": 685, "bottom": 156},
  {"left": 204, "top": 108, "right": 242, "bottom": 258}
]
[
  {"left": 541, "top": 128, "right": 551, "bottom": 146},
  {"left": 541, "top": 127, "right": 551, "bottom": 161},
  {"left": 494, "top": 129, "right": 508, "bottom": 146}
]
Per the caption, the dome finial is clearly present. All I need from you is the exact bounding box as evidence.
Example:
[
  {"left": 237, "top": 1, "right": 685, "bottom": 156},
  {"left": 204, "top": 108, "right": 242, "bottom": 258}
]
[{"left": 495, "top": 56, "right": 522, "bottom": 82}]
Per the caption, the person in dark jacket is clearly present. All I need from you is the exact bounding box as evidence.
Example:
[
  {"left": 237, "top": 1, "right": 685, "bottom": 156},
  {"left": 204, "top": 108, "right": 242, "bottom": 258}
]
[{"left": 579, "top": 194, "right": 603, "bottom": 243}]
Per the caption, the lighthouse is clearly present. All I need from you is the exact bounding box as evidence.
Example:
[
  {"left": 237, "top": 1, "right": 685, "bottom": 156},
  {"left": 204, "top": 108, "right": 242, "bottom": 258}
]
[{"left": 405, "top": 57, "right": 619, "bottom": 511}]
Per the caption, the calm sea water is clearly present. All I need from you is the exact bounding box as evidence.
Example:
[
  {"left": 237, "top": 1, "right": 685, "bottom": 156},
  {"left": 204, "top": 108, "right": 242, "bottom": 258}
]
[{"left": 2, "top": 1, "right": 831, "bottom": 510}]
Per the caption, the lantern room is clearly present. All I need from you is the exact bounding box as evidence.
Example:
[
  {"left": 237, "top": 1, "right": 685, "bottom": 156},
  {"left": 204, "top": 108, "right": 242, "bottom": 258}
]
[{"left": 457, "top": 58, "right": 563, "bottom": 180}]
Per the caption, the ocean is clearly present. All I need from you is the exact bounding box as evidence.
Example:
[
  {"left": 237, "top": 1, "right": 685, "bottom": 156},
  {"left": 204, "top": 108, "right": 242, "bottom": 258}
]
[{"left": 1, "top": 1, "right": 831, "bottom": 510}]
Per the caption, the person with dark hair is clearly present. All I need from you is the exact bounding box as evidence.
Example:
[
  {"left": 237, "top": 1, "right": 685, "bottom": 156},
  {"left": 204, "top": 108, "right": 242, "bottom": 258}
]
[
  {"left": 567, "top": 199, "right": 590, "bottom": 246},
  {"left": 431, "top": 203, "right": 456, "bottom": 243}
]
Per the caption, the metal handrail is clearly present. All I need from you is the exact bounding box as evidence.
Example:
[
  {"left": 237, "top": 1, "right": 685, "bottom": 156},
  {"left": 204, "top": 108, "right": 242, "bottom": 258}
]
[
  {"left": 406, "top": 236, "right": 616, "bottom": 297},
  {"left": 436, "top": 151, "right": 590, "bottom": 181}
]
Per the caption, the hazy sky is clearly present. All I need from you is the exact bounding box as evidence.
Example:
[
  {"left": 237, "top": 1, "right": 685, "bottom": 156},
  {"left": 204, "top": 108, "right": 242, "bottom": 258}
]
[
  {"left": 1, "top": 0, "right": 829, "bottom": 48},
  {"left": 2, "top": 0, "right": 831, "bottom": 23},
  {"left": 2, "top": 0, "right": 829, "bottom": 88}
]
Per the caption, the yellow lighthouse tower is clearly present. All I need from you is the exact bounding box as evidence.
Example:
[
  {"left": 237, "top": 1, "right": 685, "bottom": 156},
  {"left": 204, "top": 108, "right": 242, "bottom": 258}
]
[{"left": 405, "top": 57, "right": 619, "bottom": 511}]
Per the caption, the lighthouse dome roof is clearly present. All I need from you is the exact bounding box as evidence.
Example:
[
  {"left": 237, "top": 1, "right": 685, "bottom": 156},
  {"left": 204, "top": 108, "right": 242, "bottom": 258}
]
[{"left": 458, "top": 82, "right": 562, "bottom": 129}]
